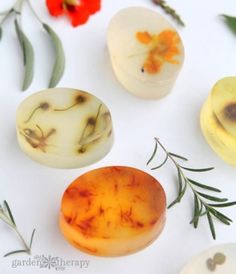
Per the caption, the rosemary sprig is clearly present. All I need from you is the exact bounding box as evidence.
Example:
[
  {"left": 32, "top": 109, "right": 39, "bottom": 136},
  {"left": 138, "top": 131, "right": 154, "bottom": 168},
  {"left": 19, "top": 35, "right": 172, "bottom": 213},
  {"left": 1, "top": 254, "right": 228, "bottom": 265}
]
[
  {"left": 147, "top": 137, "right": 236, "bottom": 239},
  {"left": 0, "top": 200, "right": 36, "bottom": 257},
  {"left": 152, "top": 0, "right": 185, "bottom": 27}
]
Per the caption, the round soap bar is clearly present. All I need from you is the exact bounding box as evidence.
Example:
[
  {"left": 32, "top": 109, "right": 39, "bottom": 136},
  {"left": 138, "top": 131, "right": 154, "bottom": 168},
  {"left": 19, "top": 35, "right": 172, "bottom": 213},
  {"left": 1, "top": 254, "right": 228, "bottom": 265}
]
[
  {"left": 16, "top": 88, "right": 114, "bottom": 169},
  {"left": 200, "top": 77, "right": 236, "bottom": 166},
  {"left": 180, "top": 243, "right": 236, "bottom": 274},
  {"left": 59, "top": 166, "right": 166, "bottom": 256},
  {"left": 107, "top": 7, "right": 184, "bottom": 99}
]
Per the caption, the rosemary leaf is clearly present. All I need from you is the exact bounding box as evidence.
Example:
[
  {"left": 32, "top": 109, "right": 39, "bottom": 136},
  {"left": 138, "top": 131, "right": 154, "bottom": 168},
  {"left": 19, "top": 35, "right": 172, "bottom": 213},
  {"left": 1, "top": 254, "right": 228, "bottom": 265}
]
[
  {"left": 43, "top": 24, "right": 65, "bottom": 88},
  {"left": 187, "top": 178, "right": 221, "bottom": 193},
  {"left": 152, "top": 0, "right": 185, "bottom": 27},
  {"left": 192, "top": 194, "right": 200, "bottom": 228},
  {"left": 4, "top": 250, "right": 28, "bottom": 257},
  {"left": 180, "top": 166, "right": 214, "bottom": 172},
  {"left": 168, "top": 180, "right": 187, "bottom": 208},
  {"left": 169, "top": 152, "right": 188, "bottom": 161},
  {"left": 151, "top": 154, "right": 168, "bottom": 170},
  {"left": 0, "top": 27, "right": 2, "bottom": 41},
  {"left": 207, "top": 212, "right": 216, "bottom": 239},
  {"left": 29, "top": 229, "right": 36, "bottom": 248},
  {"left": 14, "top": 20, "right": 34, "bottom": 91},
  {"left": 147, "top": 140, "right": 158, "bottom": 165},
  {"left": 222, "top": 14, "right": 236, "bottom": 35},
  {"left": 3, "top": 201, "right": 15, "bottom": 226},
  {"left": 197, "top": 192, "right": 228, "bottom": 203},
  {"left": 208, "top": 202, "right": 236, "bottom": 208},
  {"left": 209, "top": 208, "right": 231, "bottom": 225}
]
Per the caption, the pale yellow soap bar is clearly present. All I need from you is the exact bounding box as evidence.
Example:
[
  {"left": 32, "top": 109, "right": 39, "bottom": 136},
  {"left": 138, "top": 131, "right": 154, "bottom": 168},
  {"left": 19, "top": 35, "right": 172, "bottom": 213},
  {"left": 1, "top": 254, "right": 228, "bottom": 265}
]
[
  {"left": 107, "top": 7, "right": 184, "bottom": 99},
  {"left": 16, "top": 88, "right": 114, "bottom": 168},
  {"left": 60, "top": 166, "right": 166, "bottom": 256},
  {"left": 200, "top": 77, "right": 236, "bottom": 166}
]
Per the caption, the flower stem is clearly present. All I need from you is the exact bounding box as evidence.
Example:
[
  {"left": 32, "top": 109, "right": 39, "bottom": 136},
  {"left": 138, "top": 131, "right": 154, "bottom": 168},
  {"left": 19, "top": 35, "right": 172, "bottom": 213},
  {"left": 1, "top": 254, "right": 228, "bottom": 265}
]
[{"left": 26, "top": 0, "right": 44, "bottom": 25}]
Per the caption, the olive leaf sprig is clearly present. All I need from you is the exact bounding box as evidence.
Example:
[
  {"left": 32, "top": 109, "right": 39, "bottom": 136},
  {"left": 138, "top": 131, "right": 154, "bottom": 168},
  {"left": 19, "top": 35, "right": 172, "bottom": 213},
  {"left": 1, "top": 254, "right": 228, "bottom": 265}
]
[
  {"left": 152, "top": 0, "right": 185, "bottom": 27},
  {"left": 147, "top": 137, "right": 236, "bottom": 239},
  {"left": 0, "top": 200, "right": 36, "bottom": 257},
  {"left": 0, "top": 0, "right": 65, "bottom": 91}
]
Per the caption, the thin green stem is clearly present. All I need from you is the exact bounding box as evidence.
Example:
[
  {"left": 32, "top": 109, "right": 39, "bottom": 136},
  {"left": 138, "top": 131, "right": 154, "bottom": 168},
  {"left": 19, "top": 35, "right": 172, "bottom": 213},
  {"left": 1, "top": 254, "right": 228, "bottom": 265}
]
[
  {"left": 14, "top": 228, "right": 30, "bottom": 254},
  {"left": 26, "top": 0, "right": 44, "bottom": 24}
]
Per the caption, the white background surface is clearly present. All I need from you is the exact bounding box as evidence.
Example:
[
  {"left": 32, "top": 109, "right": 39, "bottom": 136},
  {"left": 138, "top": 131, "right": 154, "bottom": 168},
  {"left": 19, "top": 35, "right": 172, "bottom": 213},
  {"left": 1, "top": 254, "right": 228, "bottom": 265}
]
[{"left": 0, "top": 0, "right": 236, "bottom": 273}]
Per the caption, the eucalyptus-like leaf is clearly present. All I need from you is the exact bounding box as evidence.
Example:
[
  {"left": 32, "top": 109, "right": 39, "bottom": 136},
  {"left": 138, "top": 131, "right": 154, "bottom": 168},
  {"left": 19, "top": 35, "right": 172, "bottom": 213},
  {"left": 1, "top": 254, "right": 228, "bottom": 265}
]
[
  {"left": 14, "top": 20, "right": 34, "bottom": 91},
  {"left": 187, "top": 178, "right": 221, "bottom": 193},
  {"left": 207, "top": 212, "right": 216, "bottom": 240},
  {"left": 222, "top": 14, "right": 236, "bottom": 35},
  {"left": 43, "top": 23, "right": 65, "bottom": 88},
  {"left": 169, "top": 152, "right": 188, "bottom": 161},
  {"left": 147, "top": 140, "right": 158, "bottom": 165},
  {"left": 181, "top": 166, "right": 214, "bottom": 172},
  {"left": 3, "top": 200, "right": 16, "bottom": 226}
]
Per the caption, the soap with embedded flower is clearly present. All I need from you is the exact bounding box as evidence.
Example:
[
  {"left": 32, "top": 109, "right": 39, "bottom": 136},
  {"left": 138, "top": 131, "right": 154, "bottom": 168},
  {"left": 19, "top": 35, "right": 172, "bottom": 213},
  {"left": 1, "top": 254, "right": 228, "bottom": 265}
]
[
  {"left": 59, "top": 166, "right": 166, "bottom": 256},
  {"left": 107, "top": 7, "right": 184, "bottom": 99},
  {"left": 16, "top": 88, "right": 114, "bottom": 169}
]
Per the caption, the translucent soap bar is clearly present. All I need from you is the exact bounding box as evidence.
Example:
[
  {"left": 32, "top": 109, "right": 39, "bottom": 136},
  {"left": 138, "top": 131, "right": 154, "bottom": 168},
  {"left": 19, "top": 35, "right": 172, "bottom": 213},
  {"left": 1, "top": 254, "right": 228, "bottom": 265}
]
[
  {"left": 200, "top": 77, "right": 236, "bottom": 166},
  {"left": 59, "top": 166, "right": 166, "bottom": 256},
  {"left": 107, "top": 7, "right": 184, "bottom": 99},
  {"left": 180, "top": 243, "right": 236, "bottom": 274},
  {"left": 16, "top": 88, "right": 114, "bottom": 169}
]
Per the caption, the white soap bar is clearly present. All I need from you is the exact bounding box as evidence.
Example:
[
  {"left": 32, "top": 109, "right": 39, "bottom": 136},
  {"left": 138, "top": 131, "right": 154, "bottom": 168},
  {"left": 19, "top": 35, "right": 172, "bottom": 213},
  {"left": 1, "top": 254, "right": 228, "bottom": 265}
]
[
  {"left": 16, "top": 88, "right": 114, "bottom": 169},
  {"left": 107, "top": 7, "right": 184, "bottom": 99},
  {"left": 180, "top": 243, "right": 236, "bottom": 274}
]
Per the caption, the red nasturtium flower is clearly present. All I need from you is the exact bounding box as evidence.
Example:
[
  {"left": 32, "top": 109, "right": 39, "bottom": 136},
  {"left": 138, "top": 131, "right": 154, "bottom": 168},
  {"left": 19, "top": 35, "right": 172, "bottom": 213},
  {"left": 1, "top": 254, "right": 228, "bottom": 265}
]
[{"left": 46, "top": 0, "right": 101, "bottom": 27}]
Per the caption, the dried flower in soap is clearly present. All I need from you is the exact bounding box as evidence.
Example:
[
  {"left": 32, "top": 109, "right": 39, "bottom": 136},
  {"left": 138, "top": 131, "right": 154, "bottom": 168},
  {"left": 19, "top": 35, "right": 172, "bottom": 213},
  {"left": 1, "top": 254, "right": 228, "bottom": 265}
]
[{"left": 46, "top": 0, "right": 101, "bottom": 27}]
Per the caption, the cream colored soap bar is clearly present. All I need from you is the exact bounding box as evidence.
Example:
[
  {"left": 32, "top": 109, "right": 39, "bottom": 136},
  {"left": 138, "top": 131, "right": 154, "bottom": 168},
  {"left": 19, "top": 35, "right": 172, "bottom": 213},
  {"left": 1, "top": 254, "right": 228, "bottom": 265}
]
[
  {"left": 107, "top": 7, "right": 184, "bottom": 99},
  {"left": 16, "top": 88, "right": 114, "bottom": 169},
  {"left": 200, "top": 77, "right": 236, "bottom": 166},
  {"left": 180, "top": 243, "right": 236, "bottom": 274},
  {"left": 60, "top": 166, "right": 166, "bottom": 256}
]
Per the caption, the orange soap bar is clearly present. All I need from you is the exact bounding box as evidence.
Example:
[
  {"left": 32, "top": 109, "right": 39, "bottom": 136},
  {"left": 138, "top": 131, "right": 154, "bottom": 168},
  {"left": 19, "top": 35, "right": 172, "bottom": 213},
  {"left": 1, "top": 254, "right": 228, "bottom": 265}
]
[{"left": 59, "top": 166, "right": 166, "bottom": 256}]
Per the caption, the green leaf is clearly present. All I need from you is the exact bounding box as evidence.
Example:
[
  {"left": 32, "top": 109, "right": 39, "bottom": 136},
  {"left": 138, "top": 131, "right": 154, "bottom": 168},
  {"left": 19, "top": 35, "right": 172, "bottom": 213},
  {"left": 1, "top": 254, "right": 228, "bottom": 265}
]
[
  {"left": 209, "top": 208, "right": 232, "bottom": 225},
  {"left": 222, "top": 14, "right": 236, "bottom": 35},
  {"left": 197, "top": 192, "right": 228, "bottom": 202},
  {"left": 29, "top": 229, "right": 36, "bottom": 248},
  {"left": 43, "top": 23, "right": 65, "bottom": 88},
  {"left": 168, "top": 180, "right": 187, "bottom": 208},
  {"left": 191, "top": 194, "right": 200, "bottom": 228},
  {"left": 146, "top": 139, "right": 158, "bottom": 165},
  {"left": 4, "top": 250, "right": 28, "bottom": 257},
  {"left": 208, "top": 201, "right": 236, "bottom": 208},
  {"left": 151, "top": 154, "right": 168, "bottom": 170},
  {"left": 0, "top": 28, "right": 2, "bottom": 41},
  {"left": 14, "top": 20, "right": 34, "bottom": 91},
  {"left": 207, "top": 212, "right": 216, "bottom": 240},
  {"left": 187, "top": 178, "right": 221, "bottom": 193},
  {"left": 169, "top": 152, "right": 188, "bottom": 161},
  {"left": 3, "top": 201, "right": 15, "bottom": 226},
  {"left": 180, "top": 166, "right": 214, "bottom": 172}
]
